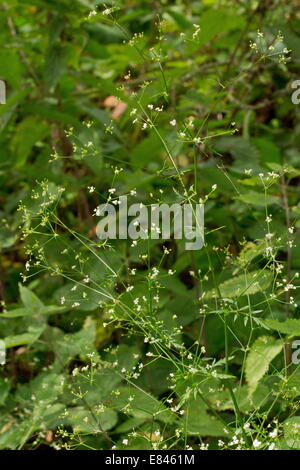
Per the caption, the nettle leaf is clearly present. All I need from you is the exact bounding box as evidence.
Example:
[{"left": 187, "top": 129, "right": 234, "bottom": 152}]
[
  {"left": 206, "top": 271, "right": 272, "bottom": 299},
  {"left": 262, "top": 318, "right": 300, "bottom": 337},
  {"left": 195, "top": 8, "right": 245, "bottom": 48},
  {"left": 13, "top": 372, "right": 65, "bottom": 449},
  {"left": 215, "top": 137, "right": 261, "bottom": 172},
  {"left": 237, "top": 241, "right": 266, "bottom": 265},
  {"left": 110, "top": 386, "right": 174, "bottom": 424},
  {"left": 252, "top": 138, "right": 281, "bottom": 166},
  {"left": 14, "top": 372, "right": 65, "bottom": 432},
  {"left": 53, "top": 317, "right": 97, "bottom": 366},
  {"left": 236, "top": 190, "right": 280, "bottom": 207},
  {"left": 284, "top": 417, "right": 300, "bottom": 449},
  {"left": 115, "top": 417, "right": 146, "bottom": 434},
  {"left": 27, "top": 372, "right": 65, "bottom": 403},
  {"left": 67, "top": 346, "right": 141, "bottom": 405},
  {"left": 130, "top": 132, "right": 163, "bottom": 168},
  {"left": 68, "top": 407, "right": 118, "bottom": 434},
  {"left": 182, "top": 397, "right": 227, "bottom": 437},
  {"left": 245, "top": 336, "right": 283, "bottom": 395},
  {"left": 208, "top": 383, "right": 269, "bottom": 413}
]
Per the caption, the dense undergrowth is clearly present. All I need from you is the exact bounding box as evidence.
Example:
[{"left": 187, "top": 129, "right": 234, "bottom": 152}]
[{"left": 0, "top": 0, "right": 300, "bottom": 450}]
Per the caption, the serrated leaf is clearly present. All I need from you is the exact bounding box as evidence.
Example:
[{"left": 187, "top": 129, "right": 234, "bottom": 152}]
[
  {"left": 245, "top": 336, "right": 283, "bottom": 395},
  {"left": 207, "top": 271, "right": 272, "bottom": 299},
  {"left": 262, "top": 318, "right": 300, "bottom": 337},
  {"left": 68, "top": 407, "right": 118, "bottom": 434},
  {"left": 183, "top": 397, "right": 227, "bottom": 437}
]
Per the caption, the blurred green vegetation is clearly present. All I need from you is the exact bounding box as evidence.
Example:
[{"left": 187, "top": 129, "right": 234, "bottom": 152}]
[{"left": 0, "top": 0, "right": 300, "bottom": 451}]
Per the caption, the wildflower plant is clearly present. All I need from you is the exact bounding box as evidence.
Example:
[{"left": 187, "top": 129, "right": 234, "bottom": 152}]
[{"left": 0, "top": 0, "right": 300, "bottom": 452}]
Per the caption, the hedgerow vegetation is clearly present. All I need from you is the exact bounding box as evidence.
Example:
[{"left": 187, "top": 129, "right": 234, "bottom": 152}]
[{"left": 1, "top": 0, "right": 300, "bottom": 451}]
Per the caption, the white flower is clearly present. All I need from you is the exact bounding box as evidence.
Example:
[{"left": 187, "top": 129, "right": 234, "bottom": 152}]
[
  {"left": 269, "top": 429, "right": 278, "bottom": 438},
  {"left": 253, "top": 439, "right": 261, "bottom": 448},
  {"left": 122, "top": 439, "right": 128, "bottom": 445},
  {"left": 170, "top": 119, "right": 177, "bottom": 126}
]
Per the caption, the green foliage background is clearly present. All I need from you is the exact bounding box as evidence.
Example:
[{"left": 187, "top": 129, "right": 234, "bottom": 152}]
[{"left": 0, "top": 0, "right": 300, "bottom": 451}]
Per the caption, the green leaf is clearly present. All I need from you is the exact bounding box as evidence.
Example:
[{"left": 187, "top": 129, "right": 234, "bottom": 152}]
[
  {"left": 11, "top": 117, "right": 49, "bottom": 167},
  {"left": 110, "top": 386, "right": 174, "bottom": 424},
  {"left": 284, "top": 417, "right": 300, "bottom": 449},
  {"left": 215, "top": 137, "right": 261, "bottom": 172},
  {"left": 182, "top": 397, "right": 227, "bottom": 437},
  {"left": 245, "top": 336, "right": 283, "bottom": 395},
  {"left": 1, "top": 305, "right": 67, "bottom": 318},
  {"left": 262, "top": 318, "right": 300, "bottom": 337},
  {"left": 207, "top": 271, "right": 273, "bottom": 299},
  {"left": 44, "top": 44, "right": 68, "bottom": 91},
  {"left": 252, "top": 138, "right": 281, "bottom": 166},
  {"left": 4, "top": 325, "right": 45, "bottom": 348},
  {"left": 53, "top": 317, "right": 97, "bottom": 365},
  {"left": 68, "top": 407, "right": 118, "bottom": 433},
  {"left": 0, "top": 50, "right": 23, "bottom": 88},
  {"left": 236, "top": 191, "right": 280, "bottom": 207},
  {"left": 19, "top": 284, "right": 44, "bottom": 312}
]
